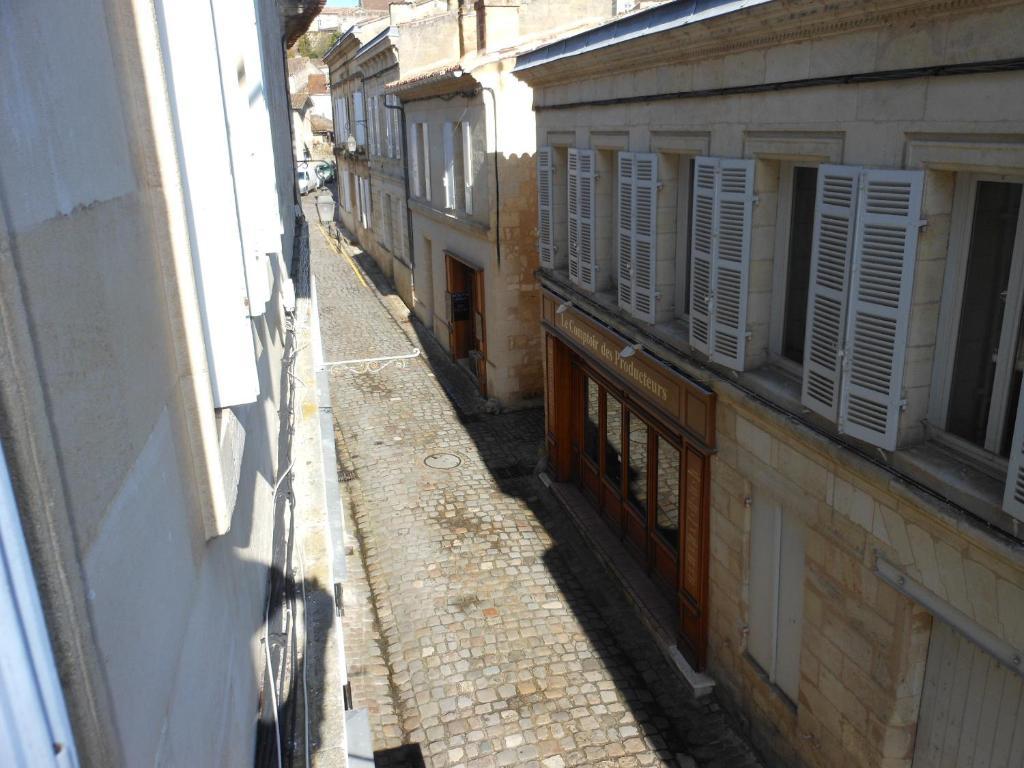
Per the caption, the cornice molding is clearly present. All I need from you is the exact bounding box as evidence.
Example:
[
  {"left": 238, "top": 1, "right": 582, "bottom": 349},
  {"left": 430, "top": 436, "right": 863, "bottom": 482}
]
[{"left": 520, "top": 0, "right": 1022, "bottom": 88}]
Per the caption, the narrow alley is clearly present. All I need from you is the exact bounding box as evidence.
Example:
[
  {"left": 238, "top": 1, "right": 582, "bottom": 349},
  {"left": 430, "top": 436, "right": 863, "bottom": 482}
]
[{"left": 305, "top": 195, "right": 761, "bottom": 768}]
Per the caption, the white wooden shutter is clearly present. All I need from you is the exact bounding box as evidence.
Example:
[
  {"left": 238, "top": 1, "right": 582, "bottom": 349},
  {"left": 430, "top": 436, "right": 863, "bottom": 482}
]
[
  {"left": 839, "top": 169, "right": 923, "bottom": 450},
  {"left": 632, "top": 153, "right": 658, "bottom": 324},
  {"left": 567, "top": 148, "right": 581, "bottom": 285},
  {"left": 617, "top": 152, "right": 634, "bottom": 311},
  {"left": 443, "top": 122, "right": 456, "bottom": 209},
  {"left": 422, "top": 123, "right": 432, "bottom": 202},
  {"left": 392, "top": 101, "right": 402, "bottom": 160},
  {"left": 537, "top": 146, "right": 554, "bottom": 269},
  {"left": 368, "top": 96, "right": 376, "bottom": 154},
  {"left": 801, "top": 165, "right": 860, "bottom": 422},
  {"left": 384, "top": 96, "right": 393, "bottom": 157},
  {"left": 1005, "top": 390, "right": 1024, "bottom": 521},
  {"left": 462, "top": 121, "right": 474, "bottom": 215},
  {"left": 354, "top": 90, "right": 366, "bottom": 146},
  {"left": 688, "top": 157, "right": 716, "bottom": 356},
  {"left": 409, "top": 123, "right": 421, "bottom": 197},
  {"left": 709, "top": 158, "right": 754, "bottom": 369},
  {"left": 577, "top": 149, "right": 597, "bottom": 291},
  {"left": 341, "top": 168, "right": 352, "bottom": 211}
]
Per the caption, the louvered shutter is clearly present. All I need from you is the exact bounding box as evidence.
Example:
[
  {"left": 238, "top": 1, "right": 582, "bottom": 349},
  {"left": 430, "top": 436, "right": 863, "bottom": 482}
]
[
  {"left": 839, "top": 169, "right": 923, "bottom": 450},
  {"left": 354, "top": 91, "right": 365, "bottom": 146},
  {"left": 577, "top": 149, "right": 597, "bottom": 291},
  {"left": 1004, "top": 391, "right": 1024, "bottom": 521},
  {"left": 422, "top": 123, "right": 431, "bottom": 202},
  {"left": 688, "top": 158, "right": 717, "bottom": 356},
  {"left": 632, "top": 153, "right": 659, "bottom": 324},
  {"left": 801, "top": 166, "right": 860, "bottom": 422},
  {"left": 409, "top": 124, "right": 421, "bottom": 197},
  {"left": 443, "top": 122, "right": 456, "bottom": 209},
  {"left": 617, "top": 153, "right": 635, "bottom": 311},
  {"left": 567, "top": 148, "right": 581, "bottom": 284},
  {"left": 709, "top": 159, "right": 754, "bottom": 369},
  {"left": 463, "top": 121, "right": 474, "bottom": 215},
  {"left": 537, "top": 146, "right": 554, "bottom": 269}
]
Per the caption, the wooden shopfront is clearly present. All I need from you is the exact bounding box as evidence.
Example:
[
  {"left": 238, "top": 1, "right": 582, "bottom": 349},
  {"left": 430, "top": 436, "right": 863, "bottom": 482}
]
[{"left": 540, "top": 291, "right": 716, "bottom": 670}]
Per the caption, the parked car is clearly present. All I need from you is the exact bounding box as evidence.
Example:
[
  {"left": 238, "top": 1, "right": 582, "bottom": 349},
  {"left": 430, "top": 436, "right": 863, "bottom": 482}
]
[
  {"left": 314, "top": 160, "right": 335, "bottom": 184},
  {"left": 296, "top": 167, "right": 314, "bottom": 195}
]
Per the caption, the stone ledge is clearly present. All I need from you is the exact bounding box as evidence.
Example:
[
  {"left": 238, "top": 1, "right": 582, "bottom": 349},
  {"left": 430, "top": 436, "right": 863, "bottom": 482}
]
[{"left": 539, "top": 473, "right": 716, "bottom": 698}]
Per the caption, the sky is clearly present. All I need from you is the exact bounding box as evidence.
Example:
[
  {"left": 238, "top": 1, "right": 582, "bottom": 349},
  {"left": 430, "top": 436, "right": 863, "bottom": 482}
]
[{"left": 324, "top": 0, "right": 359, "bottom": 6}]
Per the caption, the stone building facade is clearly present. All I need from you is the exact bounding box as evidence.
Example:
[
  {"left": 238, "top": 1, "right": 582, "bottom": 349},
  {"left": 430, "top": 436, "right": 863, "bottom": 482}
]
[
  {"left": 517, "top": 1, "right": 1024, "bottom": 766},
  {"left": 0, "top": 0, "right": 313, "bottom": 763}
]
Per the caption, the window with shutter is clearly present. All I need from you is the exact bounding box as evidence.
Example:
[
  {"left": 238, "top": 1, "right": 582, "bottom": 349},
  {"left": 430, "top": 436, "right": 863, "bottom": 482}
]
[
  {"left": 689, "top": 158, "right": 716, "bottom": 356},
  {"left": 801, "top": 165, "right": 859, "bottom": 422},
  {"left": 409, "top": 123, "right": 421, "bottom": 198},
  {"left": 354, "top": 91, "right": 366, "bottom": 147},
  {"left": 568, "top": 148, "right": 581, "bottom": 285},
  {"left": 617, "top": 153, "right": 634, "bottom": 311},
  {"left": 383, "top": 96, "right": 393, "bottom": 157},
  {"left": 839, "top": 169, "right": 923, "bottom": 450},
  {"left": 443, "top": 122, "right": 456, "bottom": 210},
  {"left": 537, "top": 146, "right": 554, "bottom": 269},
  {"left": 422, "top": 123, "right": 432, "bottom": 202},
  {"left": 632, "top": 153, "right": 658, "bottom": 323},
  {"left": 577, "top": 149, "right": 597, "bottom": 291},
  {"left": 463, "top": 120, "right": 474, "bottom": 215},
  {"left": 688, "top": 157, "right": 754, "bottom": 367}
]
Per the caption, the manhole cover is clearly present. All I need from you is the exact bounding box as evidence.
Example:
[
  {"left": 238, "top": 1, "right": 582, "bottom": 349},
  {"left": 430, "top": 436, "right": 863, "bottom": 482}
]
[{"left": 424, "top": 452, "right": 461, "bottom": 469}]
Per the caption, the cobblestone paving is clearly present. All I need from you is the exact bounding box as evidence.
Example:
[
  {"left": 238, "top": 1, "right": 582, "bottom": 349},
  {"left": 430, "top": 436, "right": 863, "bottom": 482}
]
[{"left": 306, "top": 195, "right": 762, "bottom": 768}]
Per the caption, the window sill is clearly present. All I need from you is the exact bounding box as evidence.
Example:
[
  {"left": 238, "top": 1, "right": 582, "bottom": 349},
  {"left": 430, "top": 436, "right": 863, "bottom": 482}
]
[{"left": 408, "top": 198, "right": 489, "bottom": 237}]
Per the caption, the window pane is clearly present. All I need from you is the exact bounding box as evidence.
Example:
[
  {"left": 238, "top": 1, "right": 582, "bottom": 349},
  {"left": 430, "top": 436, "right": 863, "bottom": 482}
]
[
  {"left": 605, "top": 394, "right": 623, "bottom": 484},
  {"left": 584, "top": 377, "right": 600, "bottom": 462},
  {"left": 627, "top": 413, "right": 648, "bottom": 512},
  {"left": 782, "top": 166, "right": 818, "bottom": 364},
  {"left": 947, "top": 181, "right": 1023, "bottom": 450},
  {"left": 656, "top": 437, "right": 680, "bottom": 548}
]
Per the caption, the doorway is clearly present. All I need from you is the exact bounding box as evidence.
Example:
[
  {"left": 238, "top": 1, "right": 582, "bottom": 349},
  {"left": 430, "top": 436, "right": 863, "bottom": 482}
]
[{"left": 445, "top": 252, "right": 487, "bottom": 396}]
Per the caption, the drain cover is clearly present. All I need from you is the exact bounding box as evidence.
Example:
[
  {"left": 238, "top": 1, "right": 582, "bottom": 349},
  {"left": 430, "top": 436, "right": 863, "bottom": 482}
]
[{"left": 424, "top": 452, "right": 461, "bottom": 469}]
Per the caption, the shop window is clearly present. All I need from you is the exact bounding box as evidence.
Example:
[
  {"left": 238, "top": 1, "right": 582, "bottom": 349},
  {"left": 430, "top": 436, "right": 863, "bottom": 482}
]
[
  {"left": 626, "top": 413, "right": 648, "bottom": 512},
  {"left": 655, "top": 437, "right": 680, "bottom": 549},
  {"left": 584, "top": 376, "right": 600, "bottom": 462},
  {"left": 770, "top": 164, "right": 818, "bottom": 367},
  {"left": 604, "top": 393, "right": 623, "bottom": 484},
  {"left": 748, "top": 498, "right": 804, "bottom": 704}
]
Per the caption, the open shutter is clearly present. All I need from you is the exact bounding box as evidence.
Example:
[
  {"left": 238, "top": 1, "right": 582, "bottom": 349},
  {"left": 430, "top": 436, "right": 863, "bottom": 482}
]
[
  {"left": 688, "top": 158, "right": 716, "bottom": 356},
  {"left": 463, "top": 121, "right": 474, "bottom": 215},
  {"left": 567, "top": 148, "right": 580, "bottom": 285},
  {"left": 709, "top": 158, "right": 754, "bottom": 369},
  {"left": 577, "top": 149, "right": 597, "bottom": 291},
  {"left": 353, "top": 91, "right": 365, "bottom": 147},
  {"left": 384, "top": 96, "right": 393, "bottom": 157},
  {"left": 409, "top": 124, "right": 421, "bottom": 197},
  {"left": 617, "top": 152, "right": 635, "bottom": 311},
  {"left": 839, "top": 169, "right": 923, "bottom": 450},
  {"left": 422, "top": 123, "right": 432, "bottom": 202},
  {"left": 1004, "top": 391, "right": 1024, "bottom": 521},
  {"left": 537, "top": 146, "right": 554, "bottom": 269},
  {"left": 632, "top": 153, "right": 658, "bottom": 324},
  {"left": 443, "top": 122, "right": 456, "bottom": 209},
  {"left": 801, "top": 165, "right": 860, "bottom": 422}
]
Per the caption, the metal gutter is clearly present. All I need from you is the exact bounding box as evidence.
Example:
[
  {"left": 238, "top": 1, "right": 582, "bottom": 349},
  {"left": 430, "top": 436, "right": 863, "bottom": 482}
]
[{"left": 513, "top": 0, "right": 771, "bottom": 73}]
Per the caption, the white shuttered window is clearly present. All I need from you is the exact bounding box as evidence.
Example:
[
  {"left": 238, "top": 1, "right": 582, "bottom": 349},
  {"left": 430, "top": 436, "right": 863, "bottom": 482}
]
[
  {"left": 422, "top": 123, "right": 432, "bottom": 202},
  {"left": 688, "top": 157, "right": 755, "bottom": 369},
  {"left": 462, "top": 121, "right": 474, "bottom": 215},
  {"left": 800, "top": 165, "right": 924, "bottom": 451},
  {"left": 353, "top": 90, "right": 366, "bottom": 147},
  {"left": 617, "top": 152, "right": 658, "bottom": 323},
  {"left": 409, "top": 123, "right": 421, "bottom": 197},
  {"left": 443, "top": 121, "right": 456, "bottom": 210},
  {"left": 568, "top": 148, "right": 596, "bottom": 291},
  {"left": 537, "top": 146, "right": 554, "bottom": 269}
]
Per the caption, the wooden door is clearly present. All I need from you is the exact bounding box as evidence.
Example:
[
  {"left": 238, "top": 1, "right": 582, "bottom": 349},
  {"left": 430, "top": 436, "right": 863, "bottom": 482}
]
[
  {"left": 444, "top": 254, "right": 465, "bottom": 357},
  {"left": 678, "top": 445, "right": 710, "bottom": 670},
  {"left": 472, "top": 267, "right": 487, "bottom": 397}
]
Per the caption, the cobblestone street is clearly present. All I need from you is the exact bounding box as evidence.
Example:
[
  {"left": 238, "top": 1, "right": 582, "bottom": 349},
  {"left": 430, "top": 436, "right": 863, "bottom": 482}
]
[{"left": 306, "top": 195, "right": 761, "bottom": 768}]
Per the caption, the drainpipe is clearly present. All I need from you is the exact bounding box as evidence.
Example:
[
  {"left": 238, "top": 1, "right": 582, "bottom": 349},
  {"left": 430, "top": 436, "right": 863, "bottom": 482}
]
[
  {"left": 383, "top": 98, "right": 415, "bottom": 270},
  {"left": 480, "top": 85, "right": 500, "bottom": 268}
]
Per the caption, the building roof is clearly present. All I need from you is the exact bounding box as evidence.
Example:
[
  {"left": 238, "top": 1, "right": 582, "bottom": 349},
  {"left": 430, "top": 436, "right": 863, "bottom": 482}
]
[
  {"left": 308, "top": 73, "right": 328, "bottom": 94},
  {"left": 386, "top": 63, "right": 472, "bottom": 97},
  {"left": 290, "top": 90, "right": 311, "bottom": 110},
  {"left": 310, "top": 114, "right": 333, "bottom": 133},
  {"left": 514, "top": 0, "right": 771, "bottom": 73},
  {"left": 322, "top": 15, "right": 391, "bottom": 63},
  {"left": 283, "top": 0, "right": 327, "bottom": 47}
]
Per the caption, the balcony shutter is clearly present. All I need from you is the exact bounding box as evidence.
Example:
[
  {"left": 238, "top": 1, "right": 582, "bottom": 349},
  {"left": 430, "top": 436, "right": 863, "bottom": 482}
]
[
  {"left": 838, "top": 169, "right": 923, "bottom": 450},
  {"left": 409, "top": 123, "right": 421, "bottom": 198},
  {"left": 632, "top": 153, "right": 659, "bottom": 324},
  {"left": 617, "top": 153, "right": 634, "bottom": 311},
  {"left": 394, "top": 104, "right": 402, "bottom": 159},
  {"left": 443, "top": 122, "right": 456, "bottom": 210},
  {"left": 1004, "top": 391, "right": 1024, "bottom": 521},
  {"left": 368, "top": 96, "right": 376, "bottom": 154},
  {"left": 567, "top": 148, "right": 581, "bottom": 285},
  {"left": 462, "top": 121, "right": 474, "bottom": 215},
  {"left": 709, "top": 158, "right": 754, "bottom": 369},
  {"left": 688, "top": 158, "right": 717, "bottom": 356},
  {"left": 537, "top": 146, "right": 554, "bottom": 269},
  {"left": 353, "top": 90, "right": 365, "bottom": 147},
  {"left": 422, "top": 123, "right": 431, "bottom": 202},
  {"left": 577, "top": 149, "right": 597, "bottom": 291},
  {"left": 800, "top": 165, "right": 860, "bottom": 422}
]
